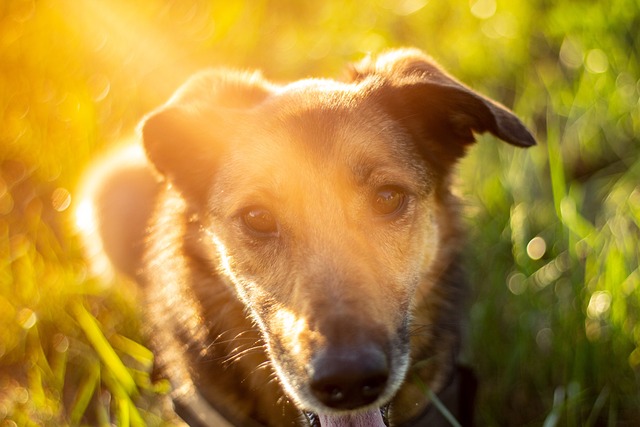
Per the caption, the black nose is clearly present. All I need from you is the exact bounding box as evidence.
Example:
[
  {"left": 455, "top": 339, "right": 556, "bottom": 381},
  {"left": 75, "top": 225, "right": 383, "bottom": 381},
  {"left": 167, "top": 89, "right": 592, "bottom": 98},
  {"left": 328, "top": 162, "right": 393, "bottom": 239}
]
[{"left": 309, "top": 344, "right": 389, "bottom": 410}]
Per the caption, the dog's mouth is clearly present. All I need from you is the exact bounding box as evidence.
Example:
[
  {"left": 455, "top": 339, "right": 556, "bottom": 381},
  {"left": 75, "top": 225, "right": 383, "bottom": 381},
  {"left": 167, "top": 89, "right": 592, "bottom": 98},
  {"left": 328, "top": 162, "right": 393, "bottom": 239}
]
[{"left": 303, "top": 405, "right": 390, "bottom": 427}]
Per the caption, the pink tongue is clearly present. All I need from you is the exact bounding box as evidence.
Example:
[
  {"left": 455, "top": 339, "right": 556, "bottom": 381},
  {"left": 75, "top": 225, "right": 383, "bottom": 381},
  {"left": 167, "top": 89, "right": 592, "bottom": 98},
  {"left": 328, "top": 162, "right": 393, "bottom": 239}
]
[{"left": 318, "top": 409, "right": 385, "bottom": 427}]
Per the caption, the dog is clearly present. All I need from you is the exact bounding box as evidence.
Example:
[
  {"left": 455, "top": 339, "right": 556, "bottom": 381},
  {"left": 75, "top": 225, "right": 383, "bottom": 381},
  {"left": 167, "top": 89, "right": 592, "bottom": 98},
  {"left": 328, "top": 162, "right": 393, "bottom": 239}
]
[{"left": 76, "top": 48, "right": 535, "bottom": 427}]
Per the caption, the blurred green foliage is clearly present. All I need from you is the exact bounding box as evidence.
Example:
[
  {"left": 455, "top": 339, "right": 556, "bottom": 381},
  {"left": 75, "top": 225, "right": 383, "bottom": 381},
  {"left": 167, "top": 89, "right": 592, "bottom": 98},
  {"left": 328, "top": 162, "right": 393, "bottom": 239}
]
[{"left": 1, "top": 0, "right": 638, "bottom": 425}]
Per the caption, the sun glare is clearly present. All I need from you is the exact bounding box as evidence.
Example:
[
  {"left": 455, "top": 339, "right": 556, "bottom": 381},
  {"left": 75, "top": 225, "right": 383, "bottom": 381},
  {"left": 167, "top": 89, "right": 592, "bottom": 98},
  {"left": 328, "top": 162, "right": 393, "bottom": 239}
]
[{"left": 56, "top": 0, "right": 197, "bottom": 104}]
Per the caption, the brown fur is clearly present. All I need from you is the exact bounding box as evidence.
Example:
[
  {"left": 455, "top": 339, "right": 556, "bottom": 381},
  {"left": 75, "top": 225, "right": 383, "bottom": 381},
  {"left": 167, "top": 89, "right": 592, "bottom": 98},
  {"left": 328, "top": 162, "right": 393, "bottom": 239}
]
[{"left": 77, "top": 48, "right": 534, "bottom": 426}]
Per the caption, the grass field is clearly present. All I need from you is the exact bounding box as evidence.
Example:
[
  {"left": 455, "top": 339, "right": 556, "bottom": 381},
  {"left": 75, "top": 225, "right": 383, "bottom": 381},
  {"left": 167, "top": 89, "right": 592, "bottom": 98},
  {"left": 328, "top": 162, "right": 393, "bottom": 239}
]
[{"left": 1, "top": 0, "right": 639, "bottom": 425}]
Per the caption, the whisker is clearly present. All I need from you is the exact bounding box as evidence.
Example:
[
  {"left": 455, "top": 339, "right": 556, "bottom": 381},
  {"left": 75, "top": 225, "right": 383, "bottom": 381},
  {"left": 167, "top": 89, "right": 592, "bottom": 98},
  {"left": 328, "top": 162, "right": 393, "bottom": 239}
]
[
  {"left": 205, "top": 328, "right": 259, "bottom": 350},
  {"left": 205, "top": 336, "right": 258, "bottom": 348},
  {"left": 252, "top": 360, "right": 272, "bottom": 372},
  {"left": 220, "top": 345, "right": 264, "bottom": 366}
]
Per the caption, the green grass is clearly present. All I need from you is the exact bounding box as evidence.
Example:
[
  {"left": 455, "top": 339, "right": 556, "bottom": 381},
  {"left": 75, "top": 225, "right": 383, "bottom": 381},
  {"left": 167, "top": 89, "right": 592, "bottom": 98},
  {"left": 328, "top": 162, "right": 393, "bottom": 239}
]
[{"left": 1, "top": 0, "right": 639, "bottom": 425}]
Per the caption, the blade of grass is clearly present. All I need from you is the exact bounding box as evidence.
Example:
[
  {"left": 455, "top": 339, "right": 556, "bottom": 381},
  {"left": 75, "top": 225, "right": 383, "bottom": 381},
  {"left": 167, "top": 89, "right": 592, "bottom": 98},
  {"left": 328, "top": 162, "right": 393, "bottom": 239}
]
[
  {"left": 546, "top": 104, "right": 566, "bottom": 220},
  {"left": 119, "top": 396, "right": 130, "bottom": 427},
  {"left": 426, "top": 388, "right": 463, "bottom": 427},
  {"left": 50, "top": 334, "right": 69, "bottom": 390},
  {"left": 412, "top": 374, "right": 463, "bottom": 427},
  {"left": 585, "top": 386, "right": 609, "bottom": 427},
  {"left": 69, "top": 361, "right": 100, "bottom": 426},
  {"left": 110, "top": 333, "right": 154, "bottom": 370},
  {"left": 102, "top": 366, "right": 145, "bottom": 427},
  {"left": 543, "top": 386, "right": 565, "bottom": 427},
  {"left": 72, "top": 301, "right": 138, "bottom": 397}
]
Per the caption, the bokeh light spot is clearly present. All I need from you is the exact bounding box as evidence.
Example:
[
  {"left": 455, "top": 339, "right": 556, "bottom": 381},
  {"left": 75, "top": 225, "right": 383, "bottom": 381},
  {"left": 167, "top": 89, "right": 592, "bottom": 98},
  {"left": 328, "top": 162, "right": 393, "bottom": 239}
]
[
  {"left": 507, "top": 272, "right": 527, "bottom": 295},
  {"left": 526, "top": 236, "right": 546, "bottom": 260},
  {"left": 587, "top": 291, "right": 612, "bottom": 319},
  {"left": 559, "top": 37, "right": 583, "bottom": 69},
  {"left": 536, "top": 328, "right": 553, "bottom": 352},
  {"left": 53, "top": 333, "right": 70, "bottom": 353},
  {"left": 470, "top": 0, "right": 496, "bottom": 19},
  {"left": 393, "top": 0, "right": 429, "bottom": 16},
  {"left": 51, "top": 188, "right": 71, "bottom": 212},
  {"left": 17, "top": 308, "right": 37, "bottom": 330},
  {"left": 482, "top": 12, "right": 518, "bottom": 39},
  {"left": 585, "top": 49, "right": 609, "bottom": 74}
]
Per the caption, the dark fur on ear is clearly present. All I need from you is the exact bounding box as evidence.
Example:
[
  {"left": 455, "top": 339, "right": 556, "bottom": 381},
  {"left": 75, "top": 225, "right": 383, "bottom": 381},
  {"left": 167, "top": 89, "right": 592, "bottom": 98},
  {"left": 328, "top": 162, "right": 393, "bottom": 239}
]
[
  {"left": 141, "top": 70, "right": 273, "bottom": 202},
  {"left": 350, "top": 49, "right": 535, "bottom": 173}
]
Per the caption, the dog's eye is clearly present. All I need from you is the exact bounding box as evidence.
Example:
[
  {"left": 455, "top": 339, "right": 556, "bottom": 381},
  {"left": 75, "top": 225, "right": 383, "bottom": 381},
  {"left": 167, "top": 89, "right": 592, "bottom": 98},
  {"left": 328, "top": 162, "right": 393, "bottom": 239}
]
[
  {"left": 372, "top": 186, "right": 407, "bottom": 217},
  {"left": 242, "top": 208, "right": 279, "bottom": 236}
]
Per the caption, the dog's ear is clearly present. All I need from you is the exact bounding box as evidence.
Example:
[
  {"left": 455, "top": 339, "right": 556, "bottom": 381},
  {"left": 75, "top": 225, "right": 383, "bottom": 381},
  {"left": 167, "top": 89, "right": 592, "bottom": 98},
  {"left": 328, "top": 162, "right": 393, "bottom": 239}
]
[
  {"left": 350, "top": 49, "right": 535, "bottom": 171},
  {"left": 141, "top": 70, "right": 272, "bottom": 202},
  {"left": 141, "top": 106, "right": 218, "bottom": 202}
]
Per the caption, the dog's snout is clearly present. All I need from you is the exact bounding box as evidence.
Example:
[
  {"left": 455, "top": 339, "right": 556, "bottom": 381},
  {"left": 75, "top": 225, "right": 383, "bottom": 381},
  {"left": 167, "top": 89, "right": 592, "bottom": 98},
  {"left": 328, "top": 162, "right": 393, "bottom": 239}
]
[{"left": 310, "top": 344, "right": 389, "bottom": 410}]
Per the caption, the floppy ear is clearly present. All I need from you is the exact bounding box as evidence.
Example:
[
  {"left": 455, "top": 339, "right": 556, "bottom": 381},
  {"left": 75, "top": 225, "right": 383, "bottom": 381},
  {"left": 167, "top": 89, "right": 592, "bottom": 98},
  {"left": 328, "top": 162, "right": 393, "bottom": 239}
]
[
  {"left": 141, "top": 70, "right": 272, "bottom": 202},
  {"left": 141, "top": 106, "right": 218, "bottom": 202},
  {"left": 350, "top": 49, "right": 535, "bottom": 172}
]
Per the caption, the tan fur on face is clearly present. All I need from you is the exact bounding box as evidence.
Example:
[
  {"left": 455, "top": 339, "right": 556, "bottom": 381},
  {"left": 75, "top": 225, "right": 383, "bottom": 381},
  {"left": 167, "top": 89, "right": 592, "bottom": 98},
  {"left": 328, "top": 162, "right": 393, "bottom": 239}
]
[{"left": 194, "top": 85, "right": 442, "bottom": 413}]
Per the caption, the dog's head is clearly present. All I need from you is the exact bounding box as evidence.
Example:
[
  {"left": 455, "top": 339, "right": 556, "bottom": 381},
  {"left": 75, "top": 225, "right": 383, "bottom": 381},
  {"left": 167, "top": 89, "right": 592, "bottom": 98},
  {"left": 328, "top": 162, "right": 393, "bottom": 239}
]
[{"left": 141, "top": 49, "right": 534, "bottom": 426}]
